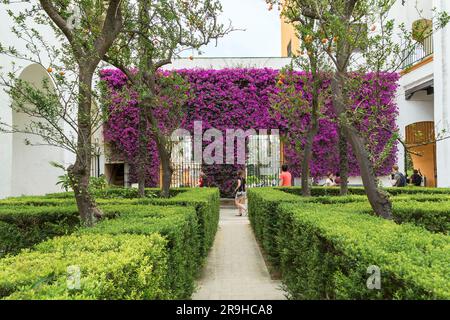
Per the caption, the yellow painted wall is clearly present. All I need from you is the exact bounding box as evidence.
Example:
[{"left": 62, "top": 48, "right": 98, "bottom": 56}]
[
  {"left": 405, "top": 121, "right": 437, "bottom": 187},
  {"left": 281, "top": 18, "right": 300, "bottom": 57}
]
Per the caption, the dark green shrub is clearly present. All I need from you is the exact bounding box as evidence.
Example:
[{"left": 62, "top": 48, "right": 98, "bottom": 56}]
[
  {"left": 0, "top": 188, "right": 220, "bottom": 258},
  {"left": 81, "top": 205, "right": 200, "bottom": 298},
  {"left": 278, "top": 186, "right": 450, "bottom": 197},
  {"left": 277, "top": 203, "right": 450, "bottom": 300},
  {"left": 247, "top": 188, "right": 300, "bottom": 267},
  {"left": 0, "top": 221, "right": 23, "bottom": 257},
  {"left": 0, "top": 205, "right": 81, "bottom": 256},
  {"left": 124, "top": 188, "right": 220, "bottom": 257},
  {"left": 337, "top": 201, "right": 450, "bottom": 233},
  {"left": 0, "top": 233, "right": 169, "bottom": 299}
]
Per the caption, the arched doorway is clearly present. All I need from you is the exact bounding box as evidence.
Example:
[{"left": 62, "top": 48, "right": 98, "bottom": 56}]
[
  {"left": 11, "top": 64, "right": 65, "bottom": 196},
  {"left": 405, "top": 121, "right": 437, "bottom": 187}
]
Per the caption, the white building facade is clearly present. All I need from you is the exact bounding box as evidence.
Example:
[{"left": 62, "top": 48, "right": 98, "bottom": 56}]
[
  {"left": 1, "top": 1, "right": 450, "bottom": 198},
  {"left": 0, "top": 4, "right": 76, "bottom": 199},
  {"left": 391, "top": 0, "right": 450, "bottom": 187}
]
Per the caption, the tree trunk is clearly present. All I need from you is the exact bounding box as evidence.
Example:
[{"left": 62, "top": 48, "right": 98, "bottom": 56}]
[
  {"left": 137, "top": 106, "right": 147, "bottom": 198},
  {"left": 341, "top": 123, "right": 392, "bottom": 219},
  {"left": 70, "top": 67, "right": 102, "bottom": 226},
  {"left": 338, "top": 125, "right": 349, "bottom": 195},
  {"left": 301, "top": 125, "right": 318, "bottom": 197},
  {"left": 158, "top": 143, "right": 173, "bottom": 198},
  {"left": 301, "top": 137, "right": 313, "bottom": 196},
  {"left": 141, "top": 94, "right": 173, "bottom": 198},
  {"left": 332, "top": 70, "right": 392, "bottom": 219}
]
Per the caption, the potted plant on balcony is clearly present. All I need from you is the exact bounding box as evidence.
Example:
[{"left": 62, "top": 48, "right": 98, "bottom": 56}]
[{"left": 412, "top": 19, "right": 432, "bottom": 43}]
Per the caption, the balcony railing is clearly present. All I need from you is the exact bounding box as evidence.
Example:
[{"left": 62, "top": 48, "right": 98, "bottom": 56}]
[{"left": 402, "top": 34, "right": 433, "bottom": 70}]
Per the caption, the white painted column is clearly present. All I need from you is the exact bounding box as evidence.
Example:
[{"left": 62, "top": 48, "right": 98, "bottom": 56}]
[
  {"left": 433, "top": 0, "right": 450, "bottom": 187},
  {"left": 124, "top": 163, "right": 131, "bottom": 187},
  {"left": 0, "top": 91, "right": 12, "bottom": 199}
]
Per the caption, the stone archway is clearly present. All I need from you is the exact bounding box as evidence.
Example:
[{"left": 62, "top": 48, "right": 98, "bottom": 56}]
[
  {"left": 405, "top": 121, "right": 437, "bottom": 187},
  {"left": 11, "top": 63, "right": 65, "bottom": 196}
]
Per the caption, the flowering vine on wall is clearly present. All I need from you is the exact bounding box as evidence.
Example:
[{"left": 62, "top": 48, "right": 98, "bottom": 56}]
[{"left": 100, "top": 68, "right": 399, "bottom": 195}]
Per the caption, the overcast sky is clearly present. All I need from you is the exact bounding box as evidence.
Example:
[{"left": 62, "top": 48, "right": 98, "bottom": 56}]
[{"left": 188, "top": 0, "right": 281, "bottom": 58}]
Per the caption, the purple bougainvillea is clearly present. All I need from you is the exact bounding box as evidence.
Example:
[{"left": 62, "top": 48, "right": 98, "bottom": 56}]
[{"left": 100, "top": 68, "right": 399, "bottom": 195}]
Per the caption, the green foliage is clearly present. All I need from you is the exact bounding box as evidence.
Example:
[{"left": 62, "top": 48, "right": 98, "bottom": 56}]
[
  {"left": 0, "top": 205, "right": 81, "bottom": 257},
  {"left": 0, "top": 187, "right": 220, "bottom": 299},
  {"left": 88, "top": 175, "right": 107, "bottom": 192},
  {"left": 247, "top": 188, "right": 301, "bottom": 267},
  {"left": 0, "top": 233, "right": 169, "bottom": 300},
  {"left": 56, "top": 174, "right": 72, "bottom": 192},
  {"left": 0, "top": 221, "right": 23, "bottom": 258},
  {"left": 332, "top": 201, "right": 450, "bottom": 234},
  {"left": 278, "top": 186, "right": 450, "bottom": 197},
  {"left": 248, "top": 187, "right": 450, "bottom": 299},
  {"left": 80, "top": 205, "right": 200, "bottom": 299},
  {"left": 277, "top": 203, "right": 450, "bottom": 299}
]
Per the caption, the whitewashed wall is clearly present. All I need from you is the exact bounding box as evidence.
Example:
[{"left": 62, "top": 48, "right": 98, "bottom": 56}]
[
  {"left": 0, "top": 4, "right": 75, "bottom": 198},
  {"left": 163, "top": 57, "right": 293, "bottom": 70},
  {"left": 433, "top": 0, "right": 450, "bottom": 187}
]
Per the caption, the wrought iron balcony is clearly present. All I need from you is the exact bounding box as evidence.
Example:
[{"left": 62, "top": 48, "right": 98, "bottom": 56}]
[{"left": 402, "top": 34, "right": 433, "bottom": 70}]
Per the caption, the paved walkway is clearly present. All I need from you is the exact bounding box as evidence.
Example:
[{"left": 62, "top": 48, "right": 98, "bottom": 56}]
[{"left": 192, "top": 205, "right": 286, "bottom": 300}]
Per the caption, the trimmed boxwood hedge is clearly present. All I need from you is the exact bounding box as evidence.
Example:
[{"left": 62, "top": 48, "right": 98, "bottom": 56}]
[
  {"left": 278, "top": 186, "right": 450, "bottom": 197},
  {"left": 0, "top": 188, "right": 220, "bottom": 299},
  {"left": 247, "top": 188, "right": 301, "bottom": 267},
  {"left": 109, "top": 188, "right": 220, "bottom": 257},
  {"left": 0, "top": 233, "right": 169, "bottom": 300},
  {"left": 333, "top": 201, "right": 450, "bottom": 234},
  {"left": 0, "top": 188, "right": 220, "bottom": 258},
  {"left": 80, "top": 205, "right": 200, "bottom": 298},
  {"left": 277, "top": 203, "right": 450, "bottom": 299},
  {"left": 0, "top": 205, "right": 82, "bottom": 257}
]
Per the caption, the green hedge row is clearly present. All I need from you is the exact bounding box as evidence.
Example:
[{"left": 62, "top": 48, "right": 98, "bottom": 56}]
[
  {"left": 334, "top": 201, "right": 450, "bottom": 234},
  {"left": 247, "top": 188, "right": 300, "bottom": 267},
  {"left": 81, "top": 205, "right": 200, "bottom": 298},
  {"left": 43, "top": 187, "right": 186, "bottom": 199},
  {"left": 278, "top": 186, "right": 450, "bottom": 197},
  {"left": 0, "top": 188, "right": 220, "bottom": 258},
  {"left": 0, "top": 188, "right": 220, "bottom": 299},
  {"left": 0, "top": 205, "right": 82, "bottom": 257},
  {"left": 249, "top": 188, "right": 450, "bottom": 238},
  {"left": 96, "top": 188, "right": 220, "bottom": 257},
  {"left": 0, "top": 233, "right": 169, "bottom": 299},
  {"left": 277, "top": 203, "right": 450, "bottom": 299}
]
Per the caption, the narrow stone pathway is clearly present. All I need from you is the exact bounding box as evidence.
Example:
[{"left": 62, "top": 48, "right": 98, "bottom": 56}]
[{"left": 192, "top": 203, "right": 286, "bottom": 300}]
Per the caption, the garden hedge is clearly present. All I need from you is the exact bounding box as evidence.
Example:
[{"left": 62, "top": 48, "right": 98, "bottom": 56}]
[
  {"left": 250, "top": 188, "right": 450, "bottom": 235},
  {"left": 80, "top": 205, "right": 200, "bottom": 298},
  {"left": 247, "top": 188, "right": 301, "bottom": 267},
  {"left": 0, "top": 233, "right": 169, "bottom": 299},
  {"left": 100, "top": 188, "right": 220, "bottom": 257},
  {"left": 277, "top": 203, "right": 450, "bottom": 299},
  {"left": 0, "top": 188, "right": 220, "bottom": 299},
  {"left": 331, "top": 201, "right": 450, "bottom": 234},
  {"left": 278, "top": 186, "right": 450, "bottom": 197},
  {"left": 0, "top": 205, "right": 82, "bottom": 257},
  {"left": 0, "top": 188, "right": 220, "bottom": 258}
]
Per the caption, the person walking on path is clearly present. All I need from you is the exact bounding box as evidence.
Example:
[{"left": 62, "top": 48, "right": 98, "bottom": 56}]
[
  {"left": 234, "top": 169, "right": 247, "bottom": 216},
  {"left": 279, "top": 164, "right": 292, "bottom": 187}
]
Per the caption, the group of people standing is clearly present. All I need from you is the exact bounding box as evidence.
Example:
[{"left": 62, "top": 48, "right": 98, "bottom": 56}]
[
  {"left": 223, "top": 163, "right": 424, "bottom": 217},
  {"left": 392, "top": 165, "right": 423, "bottom": 187},
  {"left": 324, "top": 172, "right": 342, "bottom": 187},
  {"left": 233, "top": 164, "right": 292, "bottom": 216}
]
